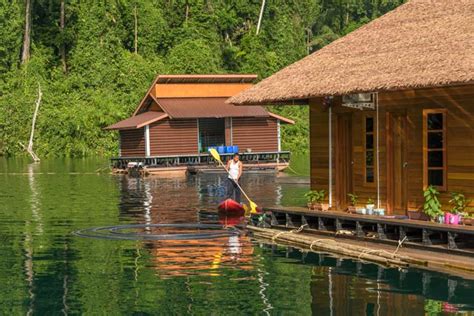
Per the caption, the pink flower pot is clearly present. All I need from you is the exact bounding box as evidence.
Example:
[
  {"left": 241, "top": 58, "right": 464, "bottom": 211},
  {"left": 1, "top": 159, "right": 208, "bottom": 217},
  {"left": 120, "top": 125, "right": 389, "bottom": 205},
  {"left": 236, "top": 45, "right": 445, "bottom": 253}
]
[{"left": 445, "top": 213, "right": 460, "bottom": 225}]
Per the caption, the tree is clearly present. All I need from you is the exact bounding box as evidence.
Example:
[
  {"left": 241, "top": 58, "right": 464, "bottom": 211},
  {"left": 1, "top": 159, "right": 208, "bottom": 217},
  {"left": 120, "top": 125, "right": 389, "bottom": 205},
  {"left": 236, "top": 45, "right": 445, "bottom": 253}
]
[{"left": 21, "top": 0, "right": 32, "bottom": 64}]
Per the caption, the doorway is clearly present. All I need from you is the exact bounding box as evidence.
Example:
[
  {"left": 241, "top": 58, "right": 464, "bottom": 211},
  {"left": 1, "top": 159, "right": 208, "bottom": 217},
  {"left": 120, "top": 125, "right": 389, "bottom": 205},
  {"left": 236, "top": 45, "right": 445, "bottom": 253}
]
[
  {"left": 198, "top": 118, "right": 225, "bottom": 152},
  {"left": 335, "top": 114, "right": 353, "bottom": 210},
  {"left": 387, "top": 111, "right": 408, "bottom": 214}
]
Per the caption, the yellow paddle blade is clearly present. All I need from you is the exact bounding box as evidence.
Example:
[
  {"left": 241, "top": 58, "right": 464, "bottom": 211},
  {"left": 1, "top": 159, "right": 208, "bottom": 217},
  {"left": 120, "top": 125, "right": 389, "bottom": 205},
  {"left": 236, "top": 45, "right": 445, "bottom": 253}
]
[
  {"left": 249, "top": 201, "right": 258, "bottom": 214},
  {"left": 209, "top": 148, "right": 222, "bottom": 163}
]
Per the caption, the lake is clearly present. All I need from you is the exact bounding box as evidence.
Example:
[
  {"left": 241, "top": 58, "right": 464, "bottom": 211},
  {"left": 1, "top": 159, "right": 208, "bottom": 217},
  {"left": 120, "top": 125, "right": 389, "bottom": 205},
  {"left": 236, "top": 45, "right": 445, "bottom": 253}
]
[{"left": 0, "top": 158, "right": 473, "bottom": 315}]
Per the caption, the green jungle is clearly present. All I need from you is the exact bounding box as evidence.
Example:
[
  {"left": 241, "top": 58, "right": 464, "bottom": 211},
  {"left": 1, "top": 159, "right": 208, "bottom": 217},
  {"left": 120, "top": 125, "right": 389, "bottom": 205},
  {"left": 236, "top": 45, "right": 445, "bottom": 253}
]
[{"left": 0, "top": 0, "right": 404, "bottom": 157}]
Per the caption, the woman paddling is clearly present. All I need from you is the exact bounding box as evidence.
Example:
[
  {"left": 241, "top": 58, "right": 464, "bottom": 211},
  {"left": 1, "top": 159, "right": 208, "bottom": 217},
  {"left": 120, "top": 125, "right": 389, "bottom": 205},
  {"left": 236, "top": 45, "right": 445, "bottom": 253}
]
[{"left": 226, "top": 153, "right": 243, "bottom": 203}]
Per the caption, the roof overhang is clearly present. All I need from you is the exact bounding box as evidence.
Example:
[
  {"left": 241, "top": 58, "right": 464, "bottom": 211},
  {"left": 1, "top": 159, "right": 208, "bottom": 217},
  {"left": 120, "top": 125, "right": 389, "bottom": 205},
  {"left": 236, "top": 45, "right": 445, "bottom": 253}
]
[
  {"left": 228, "top": 0, "right": 474, "bottom": 105},
  {"left": 105, "top": 111, "right": 168, "bottom": 130},
  {"left": 156, "top": 74, "right": 257, "bottom": 84}
]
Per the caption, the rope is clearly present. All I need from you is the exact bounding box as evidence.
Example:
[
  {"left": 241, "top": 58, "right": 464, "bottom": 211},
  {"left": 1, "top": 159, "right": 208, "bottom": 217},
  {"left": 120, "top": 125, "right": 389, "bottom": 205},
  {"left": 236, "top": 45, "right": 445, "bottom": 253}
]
[
  {"left": 271, "top": 224, "right": 308, "bottom": 243},
  {"left": 394, "top": 236, "right": 408, "bottom": 255}
]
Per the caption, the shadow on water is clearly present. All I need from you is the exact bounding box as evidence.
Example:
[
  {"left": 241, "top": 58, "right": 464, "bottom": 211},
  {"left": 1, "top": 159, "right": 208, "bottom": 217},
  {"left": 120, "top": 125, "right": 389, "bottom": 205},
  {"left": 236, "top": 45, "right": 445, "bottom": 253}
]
[{"left": 0, "top": 158, "right": 473, "bottom": 314}]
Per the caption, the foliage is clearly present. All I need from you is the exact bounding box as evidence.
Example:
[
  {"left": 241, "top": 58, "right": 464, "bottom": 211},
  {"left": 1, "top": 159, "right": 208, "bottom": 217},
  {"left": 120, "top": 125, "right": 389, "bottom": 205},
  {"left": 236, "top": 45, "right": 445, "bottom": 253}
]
[
  {"left": 367, "top": 197, "right": 374, "bottom": 205},
  {"left": 305, "top": 189, "right": 326, "bottom": 204},
  {"left": 423, "top": 185, "right": 443, "bottom": 219},
  {"left": 0, "top": 0, "right": 405, "bottom": 157},
  {"left": 449, "top": 192, "right": 470, "bottom": 215},
  {"left": 348, "top": 193, "right": 358, "bottom": 206}
]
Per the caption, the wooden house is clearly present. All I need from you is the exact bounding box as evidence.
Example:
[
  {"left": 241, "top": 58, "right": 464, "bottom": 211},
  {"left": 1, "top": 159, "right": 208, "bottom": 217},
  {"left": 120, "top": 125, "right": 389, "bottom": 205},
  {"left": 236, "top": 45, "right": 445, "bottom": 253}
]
[
  {"left": 229, "top": 0, "right": 474, "bottom": 214},
  {"left": 106, "top": 74, "right": 294, "bottom": 174}
]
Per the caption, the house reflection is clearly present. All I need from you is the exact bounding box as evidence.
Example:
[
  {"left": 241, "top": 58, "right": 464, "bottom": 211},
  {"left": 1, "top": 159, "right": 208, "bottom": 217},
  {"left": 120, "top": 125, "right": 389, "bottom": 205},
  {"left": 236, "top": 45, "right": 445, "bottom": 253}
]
[{"left": 116, "top": 174, "right": 255, "bottom": 278}]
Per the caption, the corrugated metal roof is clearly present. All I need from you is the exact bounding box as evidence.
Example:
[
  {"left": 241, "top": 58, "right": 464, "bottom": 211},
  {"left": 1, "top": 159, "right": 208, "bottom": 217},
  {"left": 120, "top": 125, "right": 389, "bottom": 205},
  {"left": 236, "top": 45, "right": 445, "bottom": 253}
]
[
  {"left": 156, "top": 98, "right": 269, "bottom": 119},
  {"left": 157, "top": 74, "right": 257, "bottom": 84},
  {"left": 105, "top": 111, "right": 168, "bottom": 130}
]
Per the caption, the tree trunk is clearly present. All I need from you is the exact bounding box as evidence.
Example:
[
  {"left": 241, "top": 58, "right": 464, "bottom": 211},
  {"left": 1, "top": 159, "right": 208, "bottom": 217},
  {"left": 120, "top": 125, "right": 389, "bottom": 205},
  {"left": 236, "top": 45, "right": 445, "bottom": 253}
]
[
  {"left": 134, "top": 5, "right": 138, "bottom": 54},
  {"left": 60, "top": 0, "right": 67, "bottom": 72},
  {"left": 21, "top": 0, "right": 32, "bottom": 64},
  {"left": 256, "top": 0, "right": 266, "bottom": 35}
]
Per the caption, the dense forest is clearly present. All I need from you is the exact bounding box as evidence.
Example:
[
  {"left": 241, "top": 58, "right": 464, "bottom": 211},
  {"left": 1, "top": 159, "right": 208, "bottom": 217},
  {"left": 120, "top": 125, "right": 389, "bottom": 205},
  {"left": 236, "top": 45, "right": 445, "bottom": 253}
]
[{"left": 0, "top": 0, "right": 404, "bottom": 157}]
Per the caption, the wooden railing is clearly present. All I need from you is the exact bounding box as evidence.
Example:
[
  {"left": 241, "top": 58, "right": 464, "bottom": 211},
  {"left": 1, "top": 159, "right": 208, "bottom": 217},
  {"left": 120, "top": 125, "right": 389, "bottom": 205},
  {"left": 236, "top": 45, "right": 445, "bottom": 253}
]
[{"left": 110, "top": 151, "right": 291, "bottom": 169}]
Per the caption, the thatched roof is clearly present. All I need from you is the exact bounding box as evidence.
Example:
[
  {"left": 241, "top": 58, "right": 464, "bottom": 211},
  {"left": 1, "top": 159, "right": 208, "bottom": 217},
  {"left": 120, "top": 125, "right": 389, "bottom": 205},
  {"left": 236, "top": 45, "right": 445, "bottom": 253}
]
[{"left": 229, "top": 0, "right": 474, "bottom": 105}]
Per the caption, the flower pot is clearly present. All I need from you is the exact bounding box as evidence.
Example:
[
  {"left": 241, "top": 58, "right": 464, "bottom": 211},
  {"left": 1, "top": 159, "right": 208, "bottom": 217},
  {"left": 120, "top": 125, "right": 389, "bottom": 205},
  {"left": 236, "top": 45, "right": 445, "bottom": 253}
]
[
  {"left": 463, "top": 218, "right": 473, "bottom": 226},
  {"left": 437, "top": 215, "right": 445, "bottom": 224},
  {"left": 314, "top": 203, "right": 323, "bottom": 211},
  {"left": 321, "top": 203, "right": 330, "bottom": 211},
  {"left": 366, "top": 204, "right": 374, "bottom": 215},
  {"left": 374, "top": 208, "right": 385, "bottom": 216},
  {"left": 407, "top": 210, "right": 430, "bottom": 221},
  {"left": 347, "top": 206, "right": 357, "bottom": 213},
  {"left": 445, "top": 213, "right": 460, "bottom": 225}
]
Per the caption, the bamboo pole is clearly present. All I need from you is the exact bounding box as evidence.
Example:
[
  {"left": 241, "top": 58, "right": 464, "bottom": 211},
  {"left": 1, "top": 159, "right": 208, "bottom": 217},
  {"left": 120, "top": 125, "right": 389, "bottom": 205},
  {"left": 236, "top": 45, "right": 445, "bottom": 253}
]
[{"left": 248, "top": 226, "right": 427, "bottom": 267}]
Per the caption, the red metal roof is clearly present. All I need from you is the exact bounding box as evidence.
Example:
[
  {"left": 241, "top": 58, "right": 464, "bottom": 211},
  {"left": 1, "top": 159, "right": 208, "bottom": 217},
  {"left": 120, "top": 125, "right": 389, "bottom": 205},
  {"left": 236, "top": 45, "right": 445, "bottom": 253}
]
[
  {"left": 155, "top": 98, "right": 269, "bottom": 119},
  {"left": 156, "top": 74, "right": 257, "bottom": 84},
  {"left": 105, "top": 111, "right": 168, "bottom": 130}
]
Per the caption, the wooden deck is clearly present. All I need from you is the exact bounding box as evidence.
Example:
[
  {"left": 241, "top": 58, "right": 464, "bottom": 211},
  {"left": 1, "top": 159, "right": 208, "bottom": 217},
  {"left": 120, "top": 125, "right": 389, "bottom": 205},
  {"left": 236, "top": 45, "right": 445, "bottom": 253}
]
[
  {"left": 111, "top": 151, "right": 291, "bottom": 175},
  {"left": 255, "top": 206, "right": 474, "bottom": 257}
]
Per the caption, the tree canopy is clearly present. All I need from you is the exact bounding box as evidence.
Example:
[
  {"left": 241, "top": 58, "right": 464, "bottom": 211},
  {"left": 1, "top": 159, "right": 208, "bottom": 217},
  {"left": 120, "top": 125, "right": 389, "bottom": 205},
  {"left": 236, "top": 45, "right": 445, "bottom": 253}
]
[{"left": 0, "top": 0, "right": 404, "bottom": 157}]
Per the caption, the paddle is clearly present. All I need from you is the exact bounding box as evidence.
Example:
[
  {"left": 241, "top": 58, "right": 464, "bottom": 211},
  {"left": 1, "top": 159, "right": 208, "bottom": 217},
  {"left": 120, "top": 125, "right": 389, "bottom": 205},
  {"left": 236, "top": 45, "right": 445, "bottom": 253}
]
[{"left": 209, "top": 148, "right": 258, "bottom": 214}]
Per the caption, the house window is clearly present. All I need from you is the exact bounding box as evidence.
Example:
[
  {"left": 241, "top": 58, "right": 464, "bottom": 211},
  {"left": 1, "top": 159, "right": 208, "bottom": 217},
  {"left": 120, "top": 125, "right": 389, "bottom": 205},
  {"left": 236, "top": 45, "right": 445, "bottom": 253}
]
[
  {"left": 364, "top": 116, "right": 375, "bottom": 184},
  {"left": 423, "top": 110, "right": 447, "bottom": 190}
]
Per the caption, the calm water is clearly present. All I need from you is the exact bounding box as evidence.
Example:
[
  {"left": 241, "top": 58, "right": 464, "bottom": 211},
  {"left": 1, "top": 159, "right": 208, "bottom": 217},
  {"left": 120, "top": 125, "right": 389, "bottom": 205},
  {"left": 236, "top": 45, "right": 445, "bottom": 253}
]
[{"left": 0, "top": 158, "right": 473, "bottom": 315}]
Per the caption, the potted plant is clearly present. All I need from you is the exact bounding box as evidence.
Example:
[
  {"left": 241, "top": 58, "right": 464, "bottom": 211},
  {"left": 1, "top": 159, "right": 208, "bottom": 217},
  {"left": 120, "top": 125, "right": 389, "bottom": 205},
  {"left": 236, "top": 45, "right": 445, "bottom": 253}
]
[
  {"left": 447, "top": 192, "right": 469, "bottom": 225},
  {"left": 304, "top": 190, "right": 319, "bottom": 210},
  {"left": 317, "top": 190, "right": 329, "bottom": 211},
  {"left": 462, "top": 213, "right": 473, "bottom": 226},
  {"left": 347, "top": 193, "right": 358, "bottom": 213},
  {"left": 423, "top": 185, "right": 444, "bottom": 222},
  {"left": 366, "top": 198, "right": 375, "bottom": 215}
]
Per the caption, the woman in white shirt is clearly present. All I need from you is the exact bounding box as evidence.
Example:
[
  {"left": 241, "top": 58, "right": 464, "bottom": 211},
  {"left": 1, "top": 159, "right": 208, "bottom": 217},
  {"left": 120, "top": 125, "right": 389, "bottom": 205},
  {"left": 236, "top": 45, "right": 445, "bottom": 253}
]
[{"left": 226, "top": 153, "right": 243, "bottom": 203}]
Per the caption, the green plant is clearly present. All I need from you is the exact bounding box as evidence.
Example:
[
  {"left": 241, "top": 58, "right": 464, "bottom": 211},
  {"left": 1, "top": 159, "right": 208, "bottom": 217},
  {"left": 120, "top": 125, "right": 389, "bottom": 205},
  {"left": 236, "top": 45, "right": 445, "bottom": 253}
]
[
  {"left": 449, "top": 192, "right": 470, "bottom": 214},
  {"left": 305, "top": 190, "right": 326, "bottom": 204},
  {"left": 367, "top": 197, "right": 375, "bottom": 205},
  {"left": 423, "top": 185, "right": 443, "bottom": 219},
  {"left": 304, "top": 190, "right": 319, "bottom": 204},
  {"left": 348, "top": 193, "right": 358, "bottom": 206}
]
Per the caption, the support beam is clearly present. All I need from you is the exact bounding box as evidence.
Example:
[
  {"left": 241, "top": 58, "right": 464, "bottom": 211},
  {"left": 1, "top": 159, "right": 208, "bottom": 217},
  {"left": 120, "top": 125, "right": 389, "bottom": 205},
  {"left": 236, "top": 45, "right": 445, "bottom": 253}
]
[
  {"left": 145, "top": 125, "right": 150, "bottom": 157},
  {"left": 277, "top": 119, "right": 281, "bottom": 152},
  {"left": 328, "top": 105, "right": 333, "bottom": 207}
]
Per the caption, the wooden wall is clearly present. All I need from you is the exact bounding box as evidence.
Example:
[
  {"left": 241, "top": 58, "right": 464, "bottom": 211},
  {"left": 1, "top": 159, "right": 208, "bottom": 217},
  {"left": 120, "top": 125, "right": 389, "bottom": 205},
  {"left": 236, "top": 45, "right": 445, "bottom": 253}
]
[
  {"left": 232, "top": 117, "right": 279, "bottom": 152},
  {"left": 119, "top": 129, "right": 145, "bottom": 157},
  {"left": 149, "top": 118, "right": 198, "bottom": 156},
  {"left": 309, "top": 84, "right": 474, "bottom": 212}
]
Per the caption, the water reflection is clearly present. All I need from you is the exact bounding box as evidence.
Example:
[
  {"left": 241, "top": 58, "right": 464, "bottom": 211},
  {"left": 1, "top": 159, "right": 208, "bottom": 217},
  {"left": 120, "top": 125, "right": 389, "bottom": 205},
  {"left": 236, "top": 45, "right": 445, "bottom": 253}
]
[{"left": 1, "top": 159, "right": 474, "bottom": 314}]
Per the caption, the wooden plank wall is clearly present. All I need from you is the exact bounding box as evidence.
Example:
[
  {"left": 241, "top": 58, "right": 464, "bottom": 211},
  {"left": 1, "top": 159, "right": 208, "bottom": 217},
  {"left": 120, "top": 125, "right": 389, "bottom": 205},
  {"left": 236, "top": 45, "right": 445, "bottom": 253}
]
[
  {"left": 119, "top": 129, "right": 145, "bottom": 157},
  {"left": 309, "top": 84, "right": 474, "bottom": 211},
  {"left": 232, "top": 117, "right": 278, "bottom": 152},
  {"left": 149, "top": 118, "right": 198, "bottom": 155}
]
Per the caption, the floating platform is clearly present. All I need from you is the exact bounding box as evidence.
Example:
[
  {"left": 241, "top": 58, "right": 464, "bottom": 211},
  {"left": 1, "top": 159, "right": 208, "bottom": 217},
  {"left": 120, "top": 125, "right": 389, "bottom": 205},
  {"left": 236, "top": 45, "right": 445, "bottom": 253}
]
[{"left": 111, "top": 151, "right": 290, "bottom": 176}]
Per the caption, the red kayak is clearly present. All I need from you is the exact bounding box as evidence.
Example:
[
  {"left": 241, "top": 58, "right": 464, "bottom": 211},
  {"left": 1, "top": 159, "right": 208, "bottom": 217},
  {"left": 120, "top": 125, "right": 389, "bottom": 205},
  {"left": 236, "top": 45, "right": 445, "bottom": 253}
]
[{"left": 218, "top": 199, "right": 245, "bottom": 215}]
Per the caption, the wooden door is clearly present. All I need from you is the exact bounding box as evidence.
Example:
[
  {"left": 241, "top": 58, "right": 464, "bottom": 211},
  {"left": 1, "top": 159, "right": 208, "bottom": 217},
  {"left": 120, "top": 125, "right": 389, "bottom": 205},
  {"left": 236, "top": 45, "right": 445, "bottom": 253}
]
[
  {"left": 335, "top": 114, "right": 353, "bottom": 210},
  {"left": 387, "top": 112, "right": 408, "bottom": 215}
]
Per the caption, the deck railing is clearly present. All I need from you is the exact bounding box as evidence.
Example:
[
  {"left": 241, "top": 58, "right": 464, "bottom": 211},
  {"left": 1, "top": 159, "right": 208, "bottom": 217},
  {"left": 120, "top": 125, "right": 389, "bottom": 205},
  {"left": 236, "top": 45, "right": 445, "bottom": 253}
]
[{"left": 111, "top": 151, "right": 290, "bottom": 169}]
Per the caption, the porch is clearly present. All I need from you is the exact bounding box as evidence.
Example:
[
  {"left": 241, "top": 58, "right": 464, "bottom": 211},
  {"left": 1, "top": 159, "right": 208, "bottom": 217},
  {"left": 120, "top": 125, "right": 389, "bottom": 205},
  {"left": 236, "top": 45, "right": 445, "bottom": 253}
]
[{"left": 255, "top": 206, "right": 474, "bottom": 257}]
